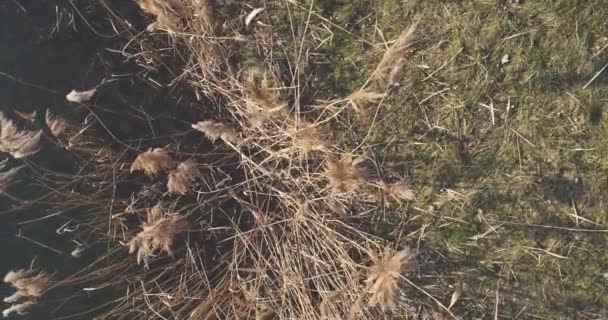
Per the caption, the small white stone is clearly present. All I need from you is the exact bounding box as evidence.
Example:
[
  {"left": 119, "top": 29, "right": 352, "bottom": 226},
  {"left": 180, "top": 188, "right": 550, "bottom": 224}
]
[{"left": 501, "top": 54, "right": 510, "bottom": 65}]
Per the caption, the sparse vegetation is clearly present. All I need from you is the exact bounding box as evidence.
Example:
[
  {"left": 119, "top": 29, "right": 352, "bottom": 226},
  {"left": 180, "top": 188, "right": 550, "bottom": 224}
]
[{"left": 1, "top": 0, "right": 608, "bottom": 319}]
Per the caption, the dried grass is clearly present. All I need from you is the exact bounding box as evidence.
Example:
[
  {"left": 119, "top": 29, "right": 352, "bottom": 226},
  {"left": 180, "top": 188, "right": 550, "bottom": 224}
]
[
  {"left": 347, "top": 89, "right": 385, "bottom": 114},
  {"left": 374, "top": 24, "right": 417, "bottom": 85},
  {"left": 130, "top": 148, "right": 175, "bottom": 178},
  {"left": 136, "top": 0, "right": 185, "bottom": 31},
  {"left": 375, "top": 180, "right": 416, "bottom": 204}
]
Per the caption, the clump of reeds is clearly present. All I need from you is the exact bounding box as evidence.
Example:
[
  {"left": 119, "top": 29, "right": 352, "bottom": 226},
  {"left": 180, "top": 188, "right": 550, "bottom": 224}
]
[
  {"left": 0, "top": 112, "right": 41, "bottom": 159},
  {"left": 167, "top": 160, "right": 201, "bottom": 194},
  {"left": 130, "top": 148, "right": 175, "bottom": 178},
  {"left": 128, "top": 204, "right": 189, "bottom": 265},
  {"left": 325, "top": 155, "right": 365, "bottom": 194},
  {"left": 366, "top": 248, "right": 413, "bottom": 311},
  {"left": 4, "top": 4, "right": 429, "bottom": 320}
]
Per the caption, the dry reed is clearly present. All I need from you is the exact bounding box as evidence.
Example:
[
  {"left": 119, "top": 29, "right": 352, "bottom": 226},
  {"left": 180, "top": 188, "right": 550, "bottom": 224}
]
[
  {"left": 167, "top": 160, "right": 201, "bottom": 194},
  {"left": 0, "top": 112, "right": 41, "bottom": 159},
  {"left": 130, "top": 148, "right": 175, "bottom": 177},
  {"left": 366, "top": 248, "right": 412, "bottom": 311},
  {"left": 3, "top": 269, "right": 50, "bottom": 303},
  {"left": 128, "top": 204, "right": 189, "bottom": 265}
]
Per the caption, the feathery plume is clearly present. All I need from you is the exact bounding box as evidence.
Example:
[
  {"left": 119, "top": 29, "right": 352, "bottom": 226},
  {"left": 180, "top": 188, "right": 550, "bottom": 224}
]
[
  {"left": 244, "top": 75, "right": 287, "bottom": 127},
  {"left": 347, "top": 89, "right": 385, "bottom": 114},
  {"left": 0, "top": 113, "right": 41, "bottom": 159},
  {"left": 192, "top": 121, "right": 239, "bottom": 144},
  {"left": 65, "top": 88, "right": 96, "bottom": 103},
  {"left": 137, "top": 0, "right": 186, "bottom": 31},
  {"left": 167, "top": 160, "right": 201, "bottom": 195},
  {"left": 2, "top": 301, "right": 34, "bottom": 318},
  {"left": 130, "top": 148, "right": 175, "bottom": 178},
  {"left": 374, "top": 24, "right": 417, "bottom": 85},
  {"left": 3, "top": 269, "right": 50, "bottom": 303},
  {"left": 14, "top": 110, "right": 37, "bottom": 123},
  {"left": 325, "top": 155, "right": 364, "bottom": 194},
  {"left": 128, "top": 204, "right": 188, "bottom": 265},
  {"left": 0, "top": 166, "right": 23, "bottom": 195},
  {"left": 45, "top": 109, "right": 68, "bottom": 138},
  {"left": 366, "top": 248, "right": 412, "bottom": 310},
  {"left": 289, "top": 122, "right": 328, "bottom": 154},
  {"left": 375, "top": 180, "right": 416, "bottom": 204}
]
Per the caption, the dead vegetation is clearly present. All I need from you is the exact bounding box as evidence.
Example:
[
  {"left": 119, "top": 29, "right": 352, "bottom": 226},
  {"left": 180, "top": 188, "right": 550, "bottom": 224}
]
[
  {"left": 130, "top": 148, "right": 175, "bottom": 178},
  {"left": 0, "top": 112, "right": 41, "bottom": 159},
  {"left": 2, "top": 269, "right": 50, "bottom": 317},
  {"left": 3, "top": 0, "right": 608, "bottom": 318},
  {"left": 128, "top": 204, "right": 189, "bottom": 265}
]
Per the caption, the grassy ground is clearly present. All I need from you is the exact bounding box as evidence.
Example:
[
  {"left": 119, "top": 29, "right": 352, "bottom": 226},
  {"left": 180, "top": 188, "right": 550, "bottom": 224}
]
[{"left": 299, "top": 0, "right": 608, "bottom": 318}]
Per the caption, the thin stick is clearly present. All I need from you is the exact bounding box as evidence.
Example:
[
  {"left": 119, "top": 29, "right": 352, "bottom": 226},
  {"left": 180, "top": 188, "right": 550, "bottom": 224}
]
[{"left": 582, "top": 62, "right": 608, "bottom": 89}]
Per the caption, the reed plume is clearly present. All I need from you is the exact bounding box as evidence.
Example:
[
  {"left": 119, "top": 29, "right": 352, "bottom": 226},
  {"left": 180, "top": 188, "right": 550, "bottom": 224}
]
[
  {"left": 128, "top": 204, "right": 189, "bottom": 265},
  {"left": 130, "top": 148, "right": 175, "bottom": 178},
  {"left": 289, "top": 122, "right": 328, "bottom": 154},
  {"left": 375, "top": 180, "right": 416, "bottom": 204},
  {"left": 192, "top": 121, "right": 239, "bottom": 144},
  {"left": 366, "top": 248, "right": 412, "bottom": 311},
  {"left": 167, "top": 160, "right": 201, "bottom": 195},
  {"left": 0, "top": 112, "right": 41, "bottom": 159},
  {"left": 136, "top": 0, "right": 185, "bottom": 31},
  {"left": 0, "top": 165, "right": 22, "bottom": 195},
  {"left": 3, "top": 269, "right": 50, "bottom": 303},
  {"left": 2, "top": 301, "right": 34, "bottom": 318},
  {"left": 347, "top": 89, "right": 385, "bottom": 114},
  {"left": 45, "top": 109, "right": 69, "bottom": 138},
  {"left": 374, "top": 24, "right": 417, "bottom": 85},
  {"left": 65, "top": 88, "right": 96, "bottom": 103},
  {"left": 325, "top": 155, "right": 364, "bottom": 194}
]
